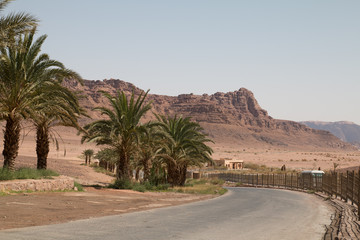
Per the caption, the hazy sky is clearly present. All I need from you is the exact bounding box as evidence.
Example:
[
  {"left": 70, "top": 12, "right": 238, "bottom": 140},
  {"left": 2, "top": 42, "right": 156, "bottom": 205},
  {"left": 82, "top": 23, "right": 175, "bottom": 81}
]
[{"left": 4, "top": 0, "right": 360, "bottom": 124}]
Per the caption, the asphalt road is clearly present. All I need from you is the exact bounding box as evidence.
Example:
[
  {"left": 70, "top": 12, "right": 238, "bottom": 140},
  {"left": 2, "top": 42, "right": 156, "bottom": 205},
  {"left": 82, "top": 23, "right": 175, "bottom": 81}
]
[{"left": 0, "top": 188, "right": 332, "bottom": 240}]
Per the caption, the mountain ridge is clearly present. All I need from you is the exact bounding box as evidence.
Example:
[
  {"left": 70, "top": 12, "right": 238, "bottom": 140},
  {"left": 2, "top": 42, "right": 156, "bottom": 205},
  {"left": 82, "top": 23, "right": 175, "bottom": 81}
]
[
  {"left": 64, "top": 78, "right": 356, "bottom": 151},
  {"left": 301, "top": 121, "right": 360, "bottom": 148}
]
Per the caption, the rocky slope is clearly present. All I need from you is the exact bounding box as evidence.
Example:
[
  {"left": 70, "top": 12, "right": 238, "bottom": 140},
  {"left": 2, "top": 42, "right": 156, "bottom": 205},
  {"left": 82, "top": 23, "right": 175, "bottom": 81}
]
[
  {"left": 301, "top": 121, "right": 360, "bottom": 148},
  {"left": 64, "top": 79, "right": 356, "bottom": 151}
]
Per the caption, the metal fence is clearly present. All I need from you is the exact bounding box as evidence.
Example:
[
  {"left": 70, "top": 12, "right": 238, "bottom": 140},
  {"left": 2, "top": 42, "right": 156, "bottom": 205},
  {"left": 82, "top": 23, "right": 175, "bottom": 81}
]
[{"left": 208, "top": 170, "right": 360, "bottom": 220}]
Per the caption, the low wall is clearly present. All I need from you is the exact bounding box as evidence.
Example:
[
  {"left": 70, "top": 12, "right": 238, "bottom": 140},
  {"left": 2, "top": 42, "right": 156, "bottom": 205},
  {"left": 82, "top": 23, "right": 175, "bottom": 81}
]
[{"left": 0, "top": 176, "right": 75, "bottom": 192}]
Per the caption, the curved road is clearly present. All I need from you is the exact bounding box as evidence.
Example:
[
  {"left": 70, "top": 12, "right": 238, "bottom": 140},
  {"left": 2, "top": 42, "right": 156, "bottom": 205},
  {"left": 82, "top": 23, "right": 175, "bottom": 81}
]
[{"left": 0, "top": 188, "right": 332, "bottom": 240}]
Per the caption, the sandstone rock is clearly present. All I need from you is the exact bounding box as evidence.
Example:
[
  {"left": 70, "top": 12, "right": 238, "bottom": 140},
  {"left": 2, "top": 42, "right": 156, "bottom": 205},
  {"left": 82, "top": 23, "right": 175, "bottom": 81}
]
[{"left": 63, "top": 78, "right": 356, "bottom": 151}]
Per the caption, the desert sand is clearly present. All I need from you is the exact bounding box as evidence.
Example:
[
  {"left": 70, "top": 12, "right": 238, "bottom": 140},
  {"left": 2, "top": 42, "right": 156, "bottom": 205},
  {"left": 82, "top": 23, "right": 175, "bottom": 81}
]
[
  {"left": 1, "top": 124, "right": 359, "bottom": 230},
  {"left": 1, "top": 125, "right": 360, "bottom": 178}
]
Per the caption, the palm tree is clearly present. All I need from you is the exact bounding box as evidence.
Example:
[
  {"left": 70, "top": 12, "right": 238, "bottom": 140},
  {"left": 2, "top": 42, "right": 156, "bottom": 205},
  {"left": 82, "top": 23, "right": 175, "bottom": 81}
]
[
  {"left": 33, "top": 83, "right": 86, "bottom": 169},
  {"left": 0, "top": 0, "right": 38, "bottom": 47},
  {"left": 83, "top": 149, "right": 94, "bottom": 165},
  {"left": 81, "top": 90, "right": 151, "bottom": 181},
  {"left": 95, "top": 148, "right": 117, "bottom": 172},
  {"left": 134, "top": 124, "right": 162, "bottom": 182},
  {"left": 155, "top": 115, "right": 214, "bottom": 186},
  {"left": 0, "top": 29, "right": 80, "bottom": 170}
]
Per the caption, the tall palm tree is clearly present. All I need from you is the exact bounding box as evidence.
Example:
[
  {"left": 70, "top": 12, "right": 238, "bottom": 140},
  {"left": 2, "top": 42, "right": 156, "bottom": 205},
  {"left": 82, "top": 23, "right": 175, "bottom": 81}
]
[
  {"left": 33, "top": 83, "right": 85, "bottom": 169},
  {"left": 155, "top": 115, "right": 214, "bottom": 186},
  {"left": 81, "top": 90, "right": 151, "bottom": 181},
  {"left": 0, "top": 29, "right": 81, "bottom": 170},
  {"left": 0, "top": 0, "right": 38, "bottom": 47},
  {"left": 134, "top": 123, "right": 163, "bottom": 182},
  {"left": 82, "top": 149, "right": 94, "bottom": 165},
  {"left": 95, "top": 148, "right": 117, "bottom": 172}
]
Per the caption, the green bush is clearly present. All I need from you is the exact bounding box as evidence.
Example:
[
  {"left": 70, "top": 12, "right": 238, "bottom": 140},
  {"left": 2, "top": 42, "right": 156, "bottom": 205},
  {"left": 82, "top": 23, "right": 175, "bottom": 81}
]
[
  {"left": 0, "top": 168, "right": 59, "bottom": 181},
  {"left": 74, "top": 181, "right": 84, "bottom": 191},
  {"left": 132, "top": 183, "right": 146, "bottom": 192},
  {"left": 108, "top": 179, "right": 171, "bottom": 192},
  {"left": 109, "top": 179, "right": 132, "bottom": 189},
  {"left": 154, "top": 183, "right": 170, "bottom": 191},
  {"left": 209, "top": 178, "right": 225, "bottom": 185}
]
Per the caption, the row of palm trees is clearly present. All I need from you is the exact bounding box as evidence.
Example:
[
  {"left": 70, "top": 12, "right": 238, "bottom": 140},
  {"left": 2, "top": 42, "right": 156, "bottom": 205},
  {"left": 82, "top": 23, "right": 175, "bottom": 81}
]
[
  {"left": 1, "top": 0, "right": 214, "bottom": 186},
  {"left": 0, "top": 0, "right": 84, "bottom": 170},
  {"left": 81, "top": 91, "right": 214, "bottom": 186}
]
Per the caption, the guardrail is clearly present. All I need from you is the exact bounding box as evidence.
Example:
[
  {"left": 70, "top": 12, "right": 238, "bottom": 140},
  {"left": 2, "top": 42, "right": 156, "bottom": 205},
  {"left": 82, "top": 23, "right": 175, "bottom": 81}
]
[{"left": 208, "top": 171, "right": 360, "bottom": 220}]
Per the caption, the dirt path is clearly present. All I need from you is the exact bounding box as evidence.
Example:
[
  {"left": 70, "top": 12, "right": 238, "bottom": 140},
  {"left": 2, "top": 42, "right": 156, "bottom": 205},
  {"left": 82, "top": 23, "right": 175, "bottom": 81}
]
[
  {"left": 0, "top": 155, "right": 216, "bottom": 230},
  {"left": 1, "top": 155, "right": 114, "bottom": 186},
  {"left": 0, "top": 187, "right": 214, "bottom": 230}
]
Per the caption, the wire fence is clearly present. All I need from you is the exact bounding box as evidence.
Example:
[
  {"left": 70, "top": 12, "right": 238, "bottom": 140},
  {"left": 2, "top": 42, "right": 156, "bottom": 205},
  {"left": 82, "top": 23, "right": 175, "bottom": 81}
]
[{"left": 208, "top": 170, "right": 360, "bottom": 220}]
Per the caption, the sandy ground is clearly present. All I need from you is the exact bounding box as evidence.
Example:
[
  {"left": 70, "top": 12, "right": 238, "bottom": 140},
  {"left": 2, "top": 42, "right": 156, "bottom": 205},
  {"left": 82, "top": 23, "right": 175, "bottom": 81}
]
[
  {"left": 0, "top": 187, "right": 213, "bottom": 230},
  {"left": 0, "top": 126, "right": 216, "bottom": 230},
  {"left": 1, "top": 126, "right": 359, "bottom": 230},
  {"left": 212, "top": 144, "right": 360, "bottom": 172},
  {"left": 5, "top": 125, "right": 360, "bottom": 173}
]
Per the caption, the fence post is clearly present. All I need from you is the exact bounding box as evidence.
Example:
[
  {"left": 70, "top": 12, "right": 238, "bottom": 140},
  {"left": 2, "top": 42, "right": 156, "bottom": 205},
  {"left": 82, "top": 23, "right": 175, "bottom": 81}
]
[
  {"left": 334, "top": 172, "right": 337, "bottom": 197},
  {"left": 347, "top": 171, "right": 349, "bottom": 203},
  {"left": 358, "top": 169, "right": 360, "bottom": 221},
  {"left": 273, "top": 173, "right": 275, "bottom": 187},
  {"left": 336, "top": 172, "right": 339, "bottom": 198},
  {"left": 297, "top": 173, "right": 299, "bottom": 190},
  {"left": 352, "top": 171, "right": 355, "bottom": 205},
  {"left": 302, "top": 174, "right": 304, "bottom": 190},
  {"left": 284, "top": 173, "right": 286, "bottom": 189},
  {"left": 340, "top": 172, "right": 342, "bottom": 200}
]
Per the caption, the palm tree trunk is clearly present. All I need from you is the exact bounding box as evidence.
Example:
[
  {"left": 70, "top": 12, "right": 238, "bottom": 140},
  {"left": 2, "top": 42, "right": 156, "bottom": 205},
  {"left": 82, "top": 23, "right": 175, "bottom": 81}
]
[
  {"left": 36, "top": 124, "right": 49, "bottom": 169},
  {"left": 3, "top": 116, "right": 21, "bottom": 170},
  {"left": 142, "top": 157, "right": 151, "bottom": 182},
  {"left": 179, "top": 165, "right": 188, "bottom": 186},
  {"left": 167, "top": 162, "right": 182, "bottom": 186},
  {"left": 135, "top": 167, "right": 140, "bottom": 181},
  {"left": 116, "top": 150, "right": 131, "bottom": 181}
]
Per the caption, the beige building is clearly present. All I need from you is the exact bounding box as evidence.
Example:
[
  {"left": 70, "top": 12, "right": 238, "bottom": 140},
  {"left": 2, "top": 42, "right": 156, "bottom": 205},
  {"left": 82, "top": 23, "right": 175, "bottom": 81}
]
[{"left": 214, "top": 158, "right": 244, "bottom": 170}]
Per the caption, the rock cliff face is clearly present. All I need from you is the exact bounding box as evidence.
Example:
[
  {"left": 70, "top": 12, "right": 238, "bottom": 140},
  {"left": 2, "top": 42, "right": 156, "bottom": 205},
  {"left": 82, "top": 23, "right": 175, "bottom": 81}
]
[
  {"left": 301, "top": 121, "right": 360, "bottom": 148},
  {"left": 65, "top": 79, "right": 356, "bottom": 151}
]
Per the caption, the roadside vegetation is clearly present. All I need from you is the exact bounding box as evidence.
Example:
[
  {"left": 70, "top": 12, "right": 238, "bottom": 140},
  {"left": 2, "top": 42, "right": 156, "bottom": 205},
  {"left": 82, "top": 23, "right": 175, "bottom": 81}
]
[
  {"left": 90, "top": 164, "right": 116, "bottom": 177},
  {"left": 0, "top": 168, "right": 59, "bottom": 181},
  {"left": 108, "top": 177, "right": 227, "bottom": 195},
  {"left": 81, "top": 92, "right": 214, "bottom": 187},
  {"left": 171, "top": 178, "right": 227, "bottom": 195}
]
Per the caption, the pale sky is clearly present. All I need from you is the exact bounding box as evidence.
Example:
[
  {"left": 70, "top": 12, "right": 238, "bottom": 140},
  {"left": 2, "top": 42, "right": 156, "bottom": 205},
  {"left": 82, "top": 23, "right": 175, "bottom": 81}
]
[{"left": 4, "top": 0, "right": 360, "bottom": 124}]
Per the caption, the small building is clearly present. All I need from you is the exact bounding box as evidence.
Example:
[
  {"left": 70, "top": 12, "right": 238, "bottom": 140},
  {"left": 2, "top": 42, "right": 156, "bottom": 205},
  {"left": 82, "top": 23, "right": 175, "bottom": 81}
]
[{"left": 213, "top": 158, "right": 244, "bottom": 170}]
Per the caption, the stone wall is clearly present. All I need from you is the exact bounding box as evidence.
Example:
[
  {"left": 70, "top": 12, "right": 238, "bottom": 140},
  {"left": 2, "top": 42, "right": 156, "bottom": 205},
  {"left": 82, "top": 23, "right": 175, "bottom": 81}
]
[{"left": 0, "top": 176, "right": 74, "bottom": 192}]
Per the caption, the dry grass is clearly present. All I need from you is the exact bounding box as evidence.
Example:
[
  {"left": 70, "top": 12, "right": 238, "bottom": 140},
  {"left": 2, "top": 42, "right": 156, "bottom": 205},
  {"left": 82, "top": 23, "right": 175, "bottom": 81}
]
[{"left": 171, "top": 178, "right": 227, "bottom": 195}]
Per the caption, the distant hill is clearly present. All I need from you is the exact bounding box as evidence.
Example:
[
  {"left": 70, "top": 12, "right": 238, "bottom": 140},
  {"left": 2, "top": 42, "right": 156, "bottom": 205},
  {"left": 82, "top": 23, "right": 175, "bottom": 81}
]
[
  {"left": 63, "top": 78, "right": 356, "bottom": 151},
  {"left": 301, "top": 121, "right": 360, "bottom": 148}
]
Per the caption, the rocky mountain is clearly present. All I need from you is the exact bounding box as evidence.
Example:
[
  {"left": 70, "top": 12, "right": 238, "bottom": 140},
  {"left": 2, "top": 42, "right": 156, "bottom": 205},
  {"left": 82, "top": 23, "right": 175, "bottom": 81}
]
[
  {"left": 301, "top": 121, "right": 360, "bottom": 148},
  {"left": 64, "top": 79, "right": 356, "bottom": 151}
]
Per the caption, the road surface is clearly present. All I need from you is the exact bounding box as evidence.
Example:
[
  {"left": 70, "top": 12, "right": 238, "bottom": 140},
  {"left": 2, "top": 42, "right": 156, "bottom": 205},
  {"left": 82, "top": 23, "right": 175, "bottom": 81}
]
[{"left": 0, "top": 188, "right": 332, "bottom": 240}]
